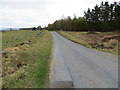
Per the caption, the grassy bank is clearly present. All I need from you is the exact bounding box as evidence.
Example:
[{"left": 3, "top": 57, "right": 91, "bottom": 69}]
[
  {"left": 58, "top": 31, "right": 119, "bottom": 55},
  {"left": 2, "top": 30, "right": 52, "bottom": 88}
]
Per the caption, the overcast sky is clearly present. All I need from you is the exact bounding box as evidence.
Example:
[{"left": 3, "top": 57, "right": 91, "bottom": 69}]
[{"left": 0, "top": 0, "right": 119, "bottom": 28}]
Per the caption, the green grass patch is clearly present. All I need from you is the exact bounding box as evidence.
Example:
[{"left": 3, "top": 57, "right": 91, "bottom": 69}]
[{"left": 2, "top": 30, "right": 40, "bottom": 50}]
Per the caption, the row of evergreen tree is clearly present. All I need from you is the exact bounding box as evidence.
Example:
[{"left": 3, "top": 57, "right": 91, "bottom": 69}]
[{"left": 46, "top": 1, "right": 120, "bottom": 32}]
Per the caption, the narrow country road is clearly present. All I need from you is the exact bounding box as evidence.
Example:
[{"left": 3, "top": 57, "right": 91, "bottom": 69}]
[{"left": 50, "top": 32, "right": 118, "bottom": 88}]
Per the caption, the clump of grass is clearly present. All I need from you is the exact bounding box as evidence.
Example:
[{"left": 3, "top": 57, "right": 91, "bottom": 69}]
[
  {"left": 103, "top": 39, "right": 117, "bottom": 48},
  {"left": 2, "top": 45, "right": 29, "bottom": 77}
]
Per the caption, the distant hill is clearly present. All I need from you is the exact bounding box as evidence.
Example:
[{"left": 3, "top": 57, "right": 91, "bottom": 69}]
[{"left": 0, "top": 28, "right": 20, "bottom": 31}]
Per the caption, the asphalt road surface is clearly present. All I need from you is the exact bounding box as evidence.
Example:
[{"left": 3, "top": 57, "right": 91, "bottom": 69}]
[{"left": 50, "top": 32, "right": 118, "bottom": 88}]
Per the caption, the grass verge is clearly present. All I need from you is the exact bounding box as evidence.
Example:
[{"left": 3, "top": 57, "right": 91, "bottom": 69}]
[{"left": 2, "top": 30, "right": 52, "bottom": 88}]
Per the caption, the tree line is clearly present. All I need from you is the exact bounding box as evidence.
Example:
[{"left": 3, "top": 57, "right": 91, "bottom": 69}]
[
  {"left": 46, "top": 1, "right": 120, "bottom": 32},
  {"left": 19, "top": 25, "right": 43, "bottom": 30}
]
